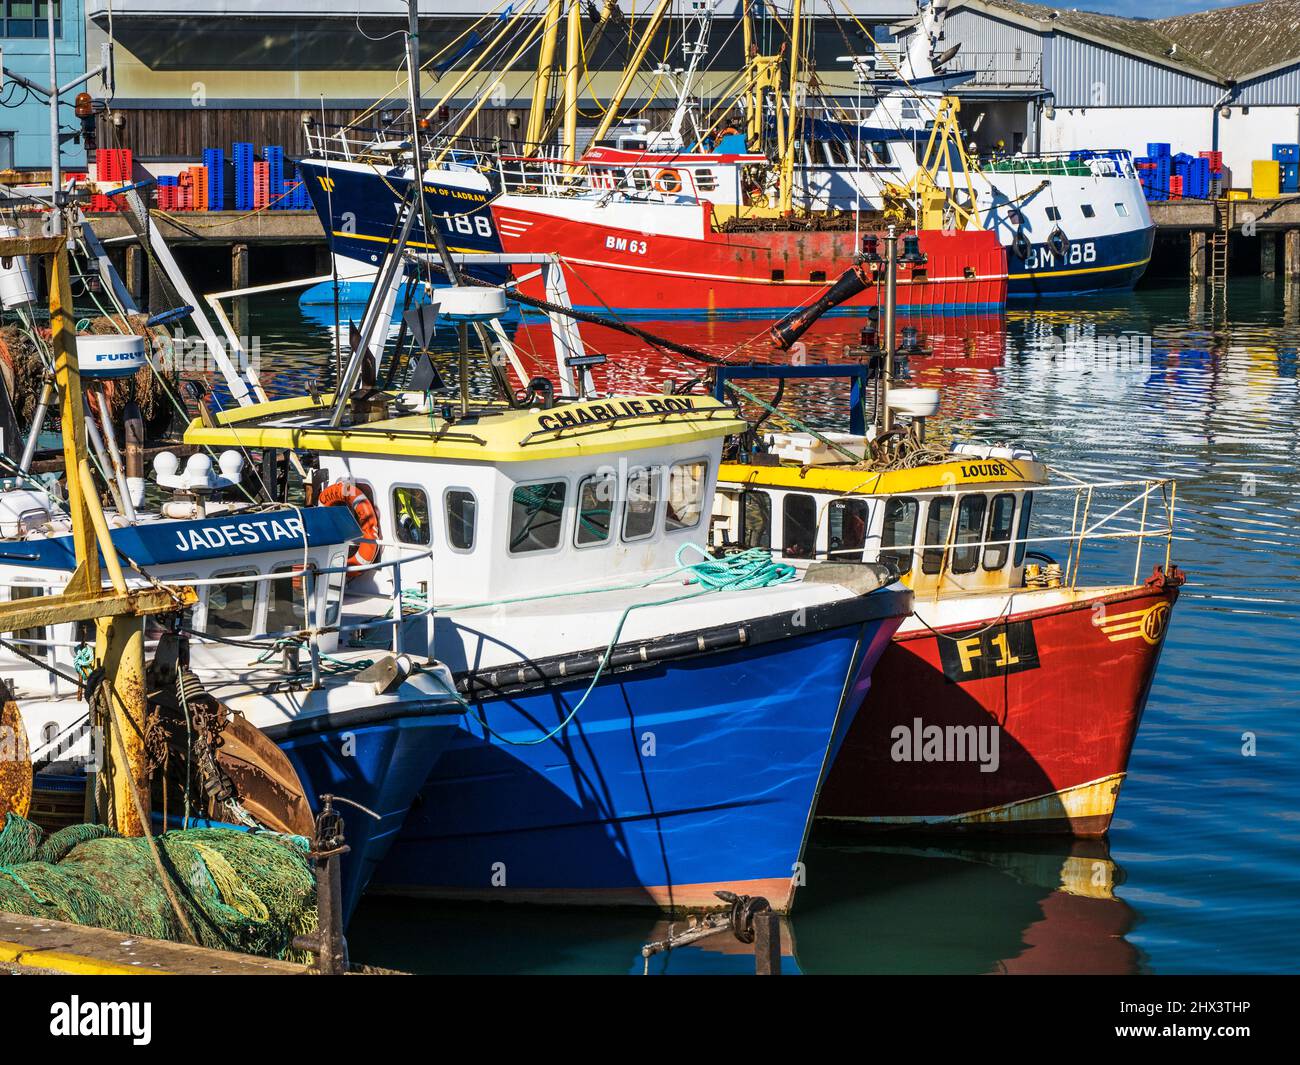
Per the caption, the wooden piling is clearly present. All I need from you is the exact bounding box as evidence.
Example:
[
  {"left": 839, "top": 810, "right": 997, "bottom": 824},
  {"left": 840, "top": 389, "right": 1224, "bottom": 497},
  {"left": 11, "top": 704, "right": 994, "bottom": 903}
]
[
  {"left": 1261, "top": 231, "right": 1277, "bottom": 278},
  {"left": 1286, "top": 229, "right": 1300, "bottom": 284},
  {"left": 231, "top": 242, "right": 250, "bottom": 338},
  {"left": 125, "top": 243, "right": 144, "bottom": 304},
  {"left": 1189, "top": 231, "right": 1207, "bottom": 284}
]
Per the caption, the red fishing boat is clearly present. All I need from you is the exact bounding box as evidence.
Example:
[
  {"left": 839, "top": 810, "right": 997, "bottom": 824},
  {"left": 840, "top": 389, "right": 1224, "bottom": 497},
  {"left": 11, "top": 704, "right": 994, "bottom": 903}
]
[
  {"left": 490, "top": 157, "right": 1007, "bottom": 318},
  {"left": 706, "top": 352, "right": 1182, "bottom": 837}
]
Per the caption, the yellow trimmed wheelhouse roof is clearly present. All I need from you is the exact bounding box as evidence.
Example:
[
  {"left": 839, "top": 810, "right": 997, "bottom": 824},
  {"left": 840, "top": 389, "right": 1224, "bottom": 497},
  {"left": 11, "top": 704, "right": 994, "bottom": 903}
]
[
  {"left": 718, "top": 455, "right": 1049, "bottom": 496},
  {"left": 185, "top": 391, "right": 746, "bottom": 463}
]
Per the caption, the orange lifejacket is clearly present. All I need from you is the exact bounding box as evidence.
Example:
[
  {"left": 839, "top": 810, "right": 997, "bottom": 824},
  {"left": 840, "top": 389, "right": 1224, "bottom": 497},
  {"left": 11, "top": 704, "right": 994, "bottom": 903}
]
[{"left": 318, "top": 481, "right": 380, "bottom": 571}]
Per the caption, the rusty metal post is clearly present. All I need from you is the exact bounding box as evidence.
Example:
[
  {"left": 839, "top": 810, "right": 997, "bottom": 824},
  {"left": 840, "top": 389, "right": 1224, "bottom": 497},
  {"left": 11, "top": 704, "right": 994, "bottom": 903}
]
[
  {"left": 754, "top": 912, "right": 782, "bottom": 975},
  {"left": 96, "top": 615, "right": 149, "bottom": 835}
]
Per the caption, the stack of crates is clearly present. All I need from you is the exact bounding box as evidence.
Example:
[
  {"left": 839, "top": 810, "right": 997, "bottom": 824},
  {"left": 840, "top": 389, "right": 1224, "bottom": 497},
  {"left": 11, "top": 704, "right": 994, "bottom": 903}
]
[
  {"left": 156, "top": 175, "right": 179, "bottom": 211},
  {"left": 1135, "top": 144, "right": 1172, "bottom": 201},
  {"left": 253, "top": 160, "right": 271, "bottom": 209},
  {"left": 1198, "top": 150, "right": 1225, "bottom": 196},
  {"left": 1272, "top": 144, "right": 1299, "bottom": 193},
  {"left": 1171, "top": 153, "right": 1211, "bottom": 199},
  {"left": 233, "top": 142, "right": 256, "bottom": 210},
  {"left": 262, "top": 145, "right": 286, "bottom": 209},
  {"left": 93, "top": 148, "right": 133, "bottom": 211},
  {"left": 186, "top": 165, "right": 209, "bottom": 212},
  {"left": 203, "top": 147, "right": 226, "bottom": 210}
]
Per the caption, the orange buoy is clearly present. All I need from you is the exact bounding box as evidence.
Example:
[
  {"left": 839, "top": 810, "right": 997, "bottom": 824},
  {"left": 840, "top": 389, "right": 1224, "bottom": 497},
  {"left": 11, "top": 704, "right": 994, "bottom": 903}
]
[{"left": 318, "top": 481, "right": 381, "bottom": 572}]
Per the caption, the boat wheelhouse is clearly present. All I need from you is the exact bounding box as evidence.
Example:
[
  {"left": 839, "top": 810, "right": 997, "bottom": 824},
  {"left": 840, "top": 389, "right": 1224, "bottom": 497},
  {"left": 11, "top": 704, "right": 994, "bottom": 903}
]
[{"left": 183, "top": 389, "right": 912, "bottom": 912}]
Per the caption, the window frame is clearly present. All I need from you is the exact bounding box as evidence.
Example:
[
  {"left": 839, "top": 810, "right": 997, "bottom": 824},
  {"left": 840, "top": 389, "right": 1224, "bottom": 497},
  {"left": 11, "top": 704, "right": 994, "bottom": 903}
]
[
  {"left": 950, "top": 493, "right": 989, "bottom": 575},
  {"left": 443, "top": 486, "right": 478, "bottom": 553},
  {"left": 391, "top": 483, "right": 433, "bottom": 547},
  {"left": 574, "top": 471, "right": 617, "bottom": 549},
  {"left": 1013, "top": 491, "right": 1035, "bottom": 567},
  {"left": 983, "top": 493, "right": 1018, "bottom": 571},
  {"left": 880, "top": 495, "right": 919, "bottom": 574},
  {"left": 921, "top": 496, "right": 956, "bottom": 575},
  {"left": 621, "top": 465, "right": 663, "bottom": 543},
  {"left": 781, "top": 492, "right": 819, "bottom": 560},
  {"left": 205, "top": 568, "right": 262, "bottom": 640},
  {"left": 740, "top": 489, "right": 772, "bottom": 550},
  {"left": 827, "top": 497, "right": 870, "bottom": 560},
  {"left": 664, "top": 457, "right": 709, "bottom": 534},
  {"left": 507, "top": 477, "right": 570, "bottom": 557}
]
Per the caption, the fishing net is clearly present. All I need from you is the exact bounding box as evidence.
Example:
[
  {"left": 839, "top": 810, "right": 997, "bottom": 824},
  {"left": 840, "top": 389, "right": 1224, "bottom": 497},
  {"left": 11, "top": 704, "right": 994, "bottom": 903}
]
[{"left": 0, "top": 812, "right": 317, "bottom": 960}]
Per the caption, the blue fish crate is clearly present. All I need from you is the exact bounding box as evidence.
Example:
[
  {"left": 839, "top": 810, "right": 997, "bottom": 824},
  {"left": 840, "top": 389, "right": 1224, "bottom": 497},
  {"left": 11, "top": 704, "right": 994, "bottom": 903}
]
[{"left": 1146, "top": 142, "right": 1171, "bottom": 159}]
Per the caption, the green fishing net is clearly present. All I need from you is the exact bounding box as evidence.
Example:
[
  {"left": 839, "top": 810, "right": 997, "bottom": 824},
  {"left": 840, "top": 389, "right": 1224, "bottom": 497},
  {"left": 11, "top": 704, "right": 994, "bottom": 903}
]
[{"left": 0, "top": 813, "right": 317, "bottom": 960}]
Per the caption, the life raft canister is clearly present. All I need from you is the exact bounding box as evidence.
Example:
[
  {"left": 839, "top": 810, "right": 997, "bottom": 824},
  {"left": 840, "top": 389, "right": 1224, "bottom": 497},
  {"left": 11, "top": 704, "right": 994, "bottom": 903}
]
[
  {"left": 655, "top": 168, "right": 683, "bottom": 195},
  {"left": 318, "top": 481, "right": 380, "bottom": 571}
]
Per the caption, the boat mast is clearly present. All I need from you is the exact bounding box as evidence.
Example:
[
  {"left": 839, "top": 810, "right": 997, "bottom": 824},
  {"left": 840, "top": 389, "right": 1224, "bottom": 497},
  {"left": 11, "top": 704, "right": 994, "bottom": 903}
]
[
  {"left": 778, "top": 0, "right": 804, "bottom": 215},
  {"left": 525, "top": 0, "right": 564, "bottom": 153},
  {"left": 588, "top": 0, "right": 674, "bottom": 146},
  {"left": 564, "top": 0, "right": 582, "bottom": 160}
]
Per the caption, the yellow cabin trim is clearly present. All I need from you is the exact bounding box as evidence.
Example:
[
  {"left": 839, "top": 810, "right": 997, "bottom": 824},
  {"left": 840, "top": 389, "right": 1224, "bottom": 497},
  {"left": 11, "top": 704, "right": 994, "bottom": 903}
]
[
  {"left": 717, "top": 458, "right": 1049, "bottom": 496},
  {"left": 185, "top": 393, "right": 746, "bottom": 464}
]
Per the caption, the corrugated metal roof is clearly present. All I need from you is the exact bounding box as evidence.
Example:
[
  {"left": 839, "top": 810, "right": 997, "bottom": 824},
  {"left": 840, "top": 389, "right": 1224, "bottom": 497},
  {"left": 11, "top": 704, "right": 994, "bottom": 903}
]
[
  {"left": 1156, "top": 0, "right": 1300, "bottom": 80},
  {"left": 963, "top": 0, "right": 1300, "bottom": 83}
]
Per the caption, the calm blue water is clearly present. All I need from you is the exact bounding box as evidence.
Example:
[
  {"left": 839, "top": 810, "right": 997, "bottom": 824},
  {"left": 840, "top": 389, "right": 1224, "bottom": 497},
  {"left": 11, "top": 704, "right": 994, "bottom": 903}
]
[{"left": 244, "top": 279, "right": 1300, "bottom": 974}]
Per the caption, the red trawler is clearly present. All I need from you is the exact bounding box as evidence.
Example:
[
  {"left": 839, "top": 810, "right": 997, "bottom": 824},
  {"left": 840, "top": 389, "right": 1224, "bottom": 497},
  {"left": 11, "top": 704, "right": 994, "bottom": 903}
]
[{"left": 490, "top": 157, "right": 1007, "bottom": 317}]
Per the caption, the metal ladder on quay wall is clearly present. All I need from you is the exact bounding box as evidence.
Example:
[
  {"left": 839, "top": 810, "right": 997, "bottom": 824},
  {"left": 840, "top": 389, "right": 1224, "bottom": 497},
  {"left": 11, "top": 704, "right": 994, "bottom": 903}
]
[{"left": 1209, "top": 197, "right": 1231, "bottom": 289}]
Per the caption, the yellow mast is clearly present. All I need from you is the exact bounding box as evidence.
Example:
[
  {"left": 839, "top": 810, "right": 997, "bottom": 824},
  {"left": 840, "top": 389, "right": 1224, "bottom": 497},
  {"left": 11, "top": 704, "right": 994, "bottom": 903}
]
[
  {"left": 0, "top": 235, "right": 196, "bottom": 836},
  {"left": 778, "top": 0, "right": 804, "bottom": 214},
  {"left": 525, "top": 0, "right": 564, "bottom": 153},
  {"left": 563, "top": 0, "right": 581, "bottom": 160},
  {"left": 587, "top": 0, "right": 673, "bottom": 147}
]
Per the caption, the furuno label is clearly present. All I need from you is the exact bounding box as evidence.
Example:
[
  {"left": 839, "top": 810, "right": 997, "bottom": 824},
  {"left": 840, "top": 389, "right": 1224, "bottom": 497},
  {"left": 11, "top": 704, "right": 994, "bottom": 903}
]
[
  {"left": 937, "top": 619, "right": 1040, "bottom": 682},
  {"left": 537, "top": 396, "right": 697, "bottom": 430},
  {"left": 172, "top": 516, "right": 305, "bottom": 553}
]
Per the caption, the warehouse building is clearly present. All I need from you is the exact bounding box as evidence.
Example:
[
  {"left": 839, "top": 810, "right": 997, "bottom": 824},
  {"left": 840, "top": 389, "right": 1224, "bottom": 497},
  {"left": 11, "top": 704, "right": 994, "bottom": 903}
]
[
  {"left": 0, "top": 0, "right": 89, "bottom": 170},
  {"left": 893, "top": 0, "right": 1300, "bottom": 181}
]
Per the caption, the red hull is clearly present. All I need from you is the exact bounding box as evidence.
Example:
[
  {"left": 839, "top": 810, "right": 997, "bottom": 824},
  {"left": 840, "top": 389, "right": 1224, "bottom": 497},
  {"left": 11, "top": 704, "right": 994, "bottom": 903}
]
[
  {"left": 818, "top": 580, "right": 1182, "bottom": 836},
  {"left": 493, "top": 203, "right": 1007, "bottom": 315}
]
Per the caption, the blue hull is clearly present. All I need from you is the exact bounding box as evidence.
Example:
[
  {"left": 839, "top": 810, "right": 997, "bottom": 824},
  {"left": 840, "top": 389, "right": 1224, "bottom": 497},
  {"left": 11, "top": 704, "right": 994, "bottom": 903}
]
[
  {"left": 272, "top": 714, "right": 461, "bottom": 921},
  {"left": 373, "top": 614, "right": 901, "bottom": 911},
  {"left": 1007, "top": 224, "right": 1155, "bottom": 298}
]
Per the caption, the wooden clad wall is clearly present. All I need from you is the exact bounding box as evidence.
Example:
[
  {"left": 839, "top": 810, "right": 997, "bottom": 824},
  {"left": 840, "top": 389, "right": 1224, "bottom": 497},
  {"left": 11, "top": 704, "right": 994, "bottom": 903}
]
[{"left": 95, "top": 106, "right": 682, "bottom": 161}]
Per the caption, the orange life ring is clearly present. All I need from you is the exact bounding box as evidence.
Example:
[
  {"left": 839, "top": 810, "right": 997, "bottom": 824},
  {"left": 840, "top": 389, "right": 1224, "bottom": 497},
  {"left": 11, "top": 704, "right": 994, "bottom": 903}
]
[
  {"left": 318, "top": 481, "right": 380, "bottom": 572},
  {"left": 654, "top": 168, "right": 683, "bottom": 195}
]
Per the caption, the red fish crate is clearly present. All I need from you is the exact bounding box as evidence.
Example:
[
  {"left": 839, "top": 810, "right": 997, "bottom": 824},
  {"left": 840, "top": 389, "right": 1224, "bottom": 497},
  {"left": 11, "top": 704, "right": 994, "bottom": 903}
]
[
  {"left": 155, "top": 184, "right": 177, "bottom": 211},
  {"left": 1198, "top": 150, "right": 1224, "bottom": 171},
  {"left": 1169, "top": 174, "right": 1184, "bottom": 199},
  {"left": 89, "top": 193, "right": 117, "bottom": 213},
  {"left": 253, "top": 161, "right": 270, "bottom": 209}
]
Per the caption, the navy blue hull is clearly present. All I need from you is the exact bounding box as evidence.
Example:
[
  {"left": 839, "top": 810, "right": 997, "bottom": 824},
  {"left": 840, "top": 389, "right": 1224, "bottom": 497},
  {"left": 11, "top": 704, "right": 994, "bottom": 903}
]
[
  {"left": 1007, "top": 225, "right": 1155, "bottom": 298},
  {"left": 299, "top": 158, "right": 507, "bottom": 307},
  {"left": 275, "top": 714, "right": 461, "bottom": 921},
  {"left": 373, "top": 614, "right": 902, "bottom": 911}
]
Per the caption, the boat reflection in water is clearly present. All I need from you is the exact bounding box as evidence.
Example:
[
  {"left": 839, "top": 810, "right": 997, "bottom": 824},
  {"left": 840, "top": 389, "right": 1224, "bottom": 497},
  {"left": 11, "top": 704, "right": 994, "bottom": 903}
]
[{"left": 347, "top": 836, "right": 1139, "bottom": 975}]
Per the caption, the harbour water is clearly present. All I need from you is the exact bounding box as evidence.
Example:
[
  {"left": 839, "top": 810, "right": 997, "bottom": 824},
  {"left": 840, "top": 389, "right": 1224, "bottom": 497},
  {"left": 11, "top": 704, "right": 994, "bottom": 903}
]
[{"left": 242, "top": 278, "right": 1299, "bottom": 974}]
